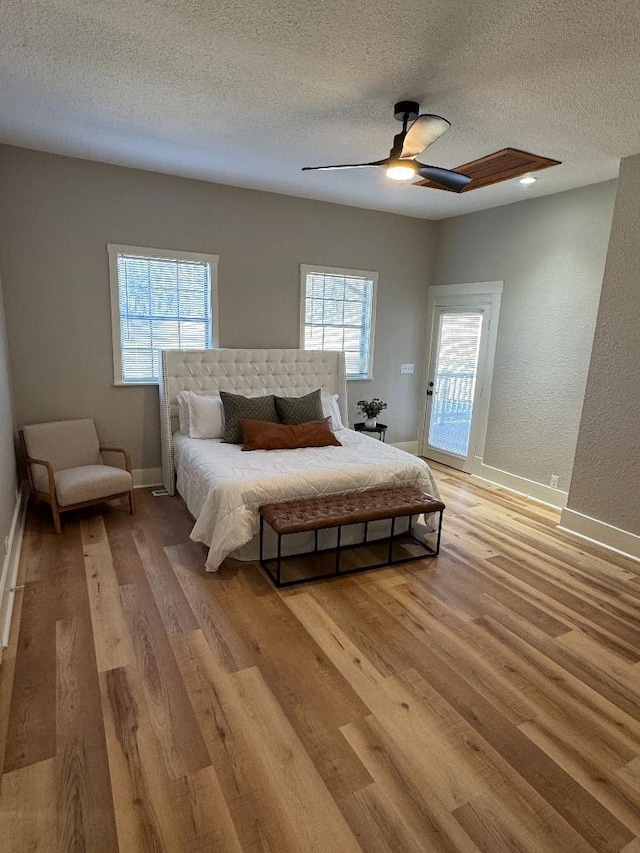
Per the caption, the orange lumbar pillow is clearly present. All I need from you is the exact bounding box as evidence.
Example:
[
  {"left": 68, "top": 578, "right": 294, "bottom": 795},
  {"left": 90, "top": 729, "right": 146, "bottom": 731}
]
[{"left": 239, "top": 417, "right": 342, "bottom": 451}]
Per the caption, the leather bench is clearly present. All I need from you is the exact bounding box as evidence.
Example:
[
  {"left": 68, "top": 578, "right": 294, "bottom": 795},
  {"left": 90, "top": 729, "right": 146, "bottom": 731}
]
[{"left": 259, "top": 486, "right": 445, "bottom": 587}]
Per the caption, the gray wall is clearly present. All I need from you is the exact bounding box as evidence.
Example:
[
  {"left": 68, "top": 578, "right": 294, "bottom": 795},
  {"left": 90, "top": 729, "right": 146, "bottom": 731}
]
[
  {"left": 432, "top": 181, "right": 617, "bottom": 491},
  {"left": 0, "top": 271, "right": 17, "bottom": 551},
  {"left": 0, "top": 145, "right": 435, "bottom": 470},
  {"left": 568, "top": 154, "right": 640, "bottom": 534}
]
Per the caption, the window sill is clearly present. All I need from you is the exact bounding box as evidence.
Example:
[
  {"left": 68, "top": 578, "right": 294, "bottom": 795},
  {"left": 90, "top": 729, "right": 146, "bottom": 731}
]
[{"left": 114, "top": 380, "right": 159, "bottom": 387}]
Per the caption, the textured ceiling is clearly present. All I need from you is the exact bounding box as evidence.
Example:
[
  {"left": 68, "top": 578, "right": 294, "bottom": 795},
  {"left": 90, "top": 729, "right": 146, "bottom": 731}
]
[{"left": 1, "top": 0, "right": 638, "bottom": 219}]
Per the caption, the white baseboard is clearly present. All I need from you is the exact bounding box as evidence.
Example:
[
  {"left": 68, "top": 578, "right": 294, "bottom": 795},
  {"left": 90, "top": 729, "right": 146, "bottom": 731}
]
[
  {"left": 558, "top": 508, "right": 640, "bottom": 563},
  {"left": 471, "top": 457, "right": 568, "bottom": 509},
  {"left": 0, "top": 484, "right": 28, "bottom": 655},
  {"left": 392, "top": 441, "right": 419, "bottom": 455},
  {"left": 133, "top": 468, "right": 163, "bottom": 488}
]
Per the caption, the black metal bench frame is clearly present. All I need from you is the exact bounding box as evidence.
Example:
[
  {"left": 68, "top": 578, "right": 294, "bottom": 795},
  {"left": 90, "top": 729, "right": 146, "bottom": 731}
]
[{"left": 259, "top": 508, "right": 443, "bottom": 588}]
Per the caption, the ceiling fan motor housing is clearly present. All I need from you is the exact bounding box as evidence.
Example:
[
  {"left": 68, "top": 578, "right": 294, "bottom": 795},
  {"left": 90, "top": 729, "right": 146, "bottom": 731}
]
[
  {"left": 394, "top": 100, "right": 419, "bottom": 122},
  {"left": 302, "top": 100, "right": 472, "bottom": 192}
]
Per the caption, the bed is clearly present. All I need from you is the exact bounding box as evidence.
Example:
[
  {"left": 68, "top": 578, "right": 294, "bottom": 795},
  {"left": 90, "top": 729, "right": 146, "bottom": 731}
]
[{"left": 159, "top": 348, "right": 440, "bottom": 571}]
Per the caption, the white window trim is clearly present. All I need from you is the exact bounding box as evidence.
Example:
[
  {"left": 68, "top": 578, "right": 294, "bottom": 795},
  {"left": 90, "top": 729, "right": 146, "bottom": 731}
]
[
  {"left": 299, "top": 263, "right": 378, "bottom": 381},
  {"left": 108, "top": 243, "right": 219, "bottom": 385}
]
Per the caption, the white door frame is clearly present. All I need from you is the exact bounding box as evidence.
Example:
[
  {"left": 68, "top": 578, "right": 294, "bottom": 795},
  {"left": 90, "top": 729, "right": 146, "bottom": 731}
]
[{"left": 419, "top": 281, "right": 503, "bottom": 472}]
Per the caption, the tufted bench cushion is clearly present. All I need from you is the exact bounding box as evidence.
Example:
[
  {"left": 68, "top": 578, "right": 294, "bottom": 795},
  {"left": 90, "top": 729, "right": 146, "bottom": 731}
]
[
  {"left": 258, "top": 486, "right": 445, "bottom": 587},
  {"left": 260, "top": 487, "right": 445, "bottom": 535}
]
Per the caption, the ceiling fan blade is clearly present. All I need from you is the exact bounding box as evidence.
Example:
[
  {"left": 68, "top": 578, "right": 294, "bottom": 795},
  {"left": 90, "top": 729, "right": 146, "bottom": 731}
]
[
  {"left": 302, "top": 160, "right": 387, "bottom": 171},
  {"left": 400, "top": 115, "right": 451, "bottom": 159},
  {"left": 415, "top": 164, "right": 472, "bottom": 193}
]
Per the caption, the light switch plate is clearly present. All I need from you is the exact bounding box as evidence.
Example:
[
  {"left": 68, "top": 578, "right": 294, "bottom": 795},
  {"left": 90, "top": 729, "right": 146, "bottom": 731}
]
[{"left": 400, "top": 363, "right": 414, "bottom": 374}]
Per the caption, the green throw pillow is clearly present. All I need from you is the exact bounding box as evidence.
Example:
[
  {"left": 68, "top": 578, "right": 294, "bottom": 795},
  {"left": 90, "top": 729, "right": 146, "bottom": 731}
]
[
  {"left": 274, "top": 389, "right": 324, "bottom": 425},
  {"left": 220, "top": 391, "right": 279, "bottom": 443}
]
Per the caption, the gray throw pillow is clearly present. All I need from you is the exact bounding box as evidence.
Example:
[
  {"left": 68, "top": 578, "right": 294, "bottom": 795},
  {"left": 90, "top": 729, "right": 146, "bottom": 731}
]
[
  {"left": 275, "top": 389, "right": 324, "bottom": 425},
  {"left": 220, "top": 391, "right": 279, "bottom": 443}
]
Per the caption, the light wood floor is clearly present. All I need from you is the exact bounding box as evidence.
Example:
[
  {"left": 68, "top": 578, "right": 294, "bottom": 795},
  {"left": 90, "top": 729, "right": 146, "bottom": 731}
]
[{"left": 2, "top": 464, "right": 640, "bottom": 852}]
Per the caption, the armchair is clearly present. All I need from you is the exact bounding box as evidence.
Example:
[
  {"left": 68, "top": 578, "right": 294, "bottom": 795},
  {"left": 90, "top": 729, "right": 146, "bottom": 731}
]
[{"left": 20, "top": 418, "right": 135, "bottom": 533}]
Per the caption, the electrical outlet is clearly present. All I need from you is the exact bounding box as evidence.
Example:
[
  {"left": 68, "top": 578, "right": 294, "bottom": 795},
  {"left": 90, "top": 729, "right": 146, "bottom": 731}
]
[
  {"left": 550, "top": 474, "right": 559, "bottom": 489},
  {"left": 400, "top": 363, "right": 414, "bottom": 374}
]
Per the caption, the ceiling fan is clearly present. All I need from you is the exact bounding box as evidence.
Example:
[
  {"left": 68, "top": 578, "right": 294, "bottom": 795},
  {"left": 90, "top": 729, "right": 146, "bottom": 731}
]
[{"left": 302, "top": 101, "right": 472, "bottom": 193}]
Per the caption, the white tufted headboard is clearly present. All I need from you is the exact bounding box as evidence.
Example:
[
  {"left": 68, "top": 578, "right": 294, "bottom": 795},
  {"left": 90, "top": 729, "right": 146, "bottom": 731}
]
[{"left": 159, "top": 348, "right": 349, "bottom": 494}]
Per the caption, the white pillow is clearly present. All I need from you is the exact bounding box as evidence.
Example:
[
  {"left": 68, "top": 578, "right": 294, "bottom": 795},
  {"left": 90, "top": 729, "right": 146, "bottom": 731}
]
[
  {"left": 184, "top": 392, "right": 225, "bottom": 439},
  {"left": 321, "top": 391, "right": 344, "bottom": 431},
  {"left": 177, "top": 391, "right": 191, "bottom": 434}
]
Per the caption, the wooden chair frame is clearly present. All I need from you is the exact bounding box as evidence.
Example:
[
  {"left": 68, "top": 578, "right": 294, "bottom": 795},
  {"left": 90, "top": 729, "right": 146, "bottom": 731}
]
[{"left": 19, "top": 431, "right": 135, "bottom": 534}]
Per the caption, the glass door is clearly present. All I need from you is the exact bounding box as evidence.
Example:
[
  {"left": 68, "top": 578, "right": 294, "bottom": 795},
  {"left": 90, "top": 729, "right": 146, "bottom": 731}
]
[{"left": 422, "top": 299, "right": 493, "bottom": 470}]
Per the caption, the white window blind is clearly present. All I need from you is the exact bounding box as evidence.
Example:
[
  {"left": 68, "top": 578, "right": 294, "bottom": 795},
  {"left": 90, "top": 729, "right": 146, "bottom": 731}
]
[
  {"left": 301, "top": 265, "right": 377, "bottom": 380},
  {"left": 108, "top": 245, "right": 218, "bottom": 384}
]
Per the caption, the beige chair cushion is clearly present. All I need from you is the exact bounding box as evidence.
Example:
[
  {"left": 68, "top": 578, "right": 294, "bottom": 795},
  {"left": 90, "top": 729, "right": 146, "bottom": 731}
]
[
  {"left": 51, "top": 465, "right": 133, "bottom": 507},
  {"left": 23, "top": 419, "right": 101, "bottom": 471}
]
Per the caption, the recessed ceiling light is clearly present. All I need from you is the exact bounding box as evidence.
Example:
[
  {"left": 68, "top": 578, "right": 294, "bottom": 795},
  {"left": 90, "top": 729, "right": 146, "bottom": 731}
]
[{"left": 519, "top": 175, "right": 537, "bottom": 185}]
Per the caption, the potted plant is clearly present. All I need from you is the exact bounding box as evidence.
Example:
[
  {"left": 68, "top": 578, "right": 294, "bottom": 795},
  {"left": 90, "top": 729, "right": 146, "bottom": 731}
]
[{"left": 357, "top": 397, "right": 387, "bottom": 428}]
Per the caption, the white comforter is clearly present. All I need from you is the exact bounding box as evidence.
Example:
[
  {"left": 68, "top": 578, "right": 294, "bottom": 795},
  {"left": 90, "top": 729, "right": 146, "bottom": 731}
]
[{"left": 173, "top": 428, "right": 440, "bottom": 571}]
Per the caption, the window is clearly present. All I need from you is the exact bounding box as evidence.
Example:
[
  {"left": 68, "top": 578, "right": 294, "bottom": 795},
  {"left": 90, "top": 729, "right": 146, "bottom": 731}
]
[
  {"left": 108, "top": 244, "right": 219, "bottom": 384},
  {"left": 300, "top": 265, "right": 377, "bottom": 380}
]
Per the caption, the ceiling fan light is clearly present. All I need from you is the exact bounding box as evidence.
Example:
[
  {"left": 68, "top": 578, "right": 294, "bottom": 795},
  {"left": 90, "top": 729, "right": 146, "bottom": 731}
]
[{"left": 386, "top": 161, "right": 417, "bottom": 182}]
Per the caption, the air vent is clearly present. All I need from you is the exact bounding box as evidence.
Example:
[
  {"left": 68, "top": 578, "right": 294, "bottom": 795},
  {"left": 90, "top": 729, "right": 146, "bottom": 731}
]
[{"left": 415, "top": 148, "right": 561, "bottom": 192}]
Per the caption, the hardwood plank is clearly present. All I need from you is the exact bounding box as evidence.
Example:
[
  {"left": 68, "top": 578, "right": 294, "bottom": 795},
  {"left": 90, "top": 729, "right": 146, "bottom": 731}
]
[
  {"left": 287, "top": 592, "right": 491, "bottom": 810},
  {"left": 291, "top": 590, "right": 610, "bottom": 850},
  {"left": 298, "top": 586, "right": 634, "bottom": 851},
  {"left": 340, "top": 783, "right": 433, "bottom": 853},
  {"left": 166, "top": 543, "right": 257, "bottom": 673},
  {"left": 100, "top": 664, "right": 175, "bottom": 852},
  {"left": 411, "top": 653, "right": 634, "bottom": 851},
  {"left": 476, "top": 548, "right": 640, "bottom": 665},
  {"left": 479, "top": 604, "right": 640, "bottom": 724},
  {"left": 0, "top": 584, "right": 24, "bottom": 774},
  {"left": 21, "top": 505, "right": 57, "bottom": 584},
  {"left": 102, "top": 498, "right": 163, "bottom": 588},
  {"left": 3, "top": 574, "right": 58, "bottom": 772},
  {"left": 56, "top": 617, "right": 119, "bottom": 853},
  {"left": 452, "top": 786, "right": 596, "bottom": 853},
  {"left": 169, "top": 544, "right": 373, "bottom": 800},
  {"left": 412, "top": 535, "right": 640, "bottom": 668},
  {"left": 476, "top": 610, "right": 640, "bottom": 764},
  {"left": 485, "top": 554, "right": 640, "bottom": 649},
  {"left": 558, "top": 628, "right": 639, "bottom": 680},
  {"left": 348, "top": 577, "right": 535, "bottom": 725},
  {"left": 132, "top": 524, "right": 199, "bottom": 637},
  {"left": 519, "top": 718, "right": 640, "bottom": 835},
  {"left": 81, "top": 516, "right": 135, "bottom": 672},
  {"left": 173, "top": 628, "right": 361, "bottom": 852},
  {"left": 119, "top": 581, "right": 212, "bottom": 781},
  {"left": 341, "top": 716, "right": 480, "bottom": 853},
  {"left": 6, "top": 480, "right": 640, "bottom": 852},
  {"left": 171, "top": 628, "right": 290, "bottom": 852},
  {"left": 618, "top": 757, "right": 640, "bottom": 793},
  {"left": 0, "top": 758, "right": 56, "bottom": 852},
  {"left": 3, "top": 491, "right": 71, "bottom": 775},
  {"left": 230, "top": 664, "right": 362, "bottom": 852},
  {"left": 365, "top": 574, "right": 640, "bottom": 766},
  {"left": 171, "top": 766, "right": 244, "bottom": 853}
]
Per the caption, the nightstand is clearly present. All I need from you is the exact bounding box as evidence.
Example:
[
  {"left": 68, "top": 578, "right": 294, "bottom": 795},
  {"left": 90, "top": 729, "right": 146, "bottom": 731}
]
[{"left": 354, "top": 422, "right": 388, "bottom": 442}]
